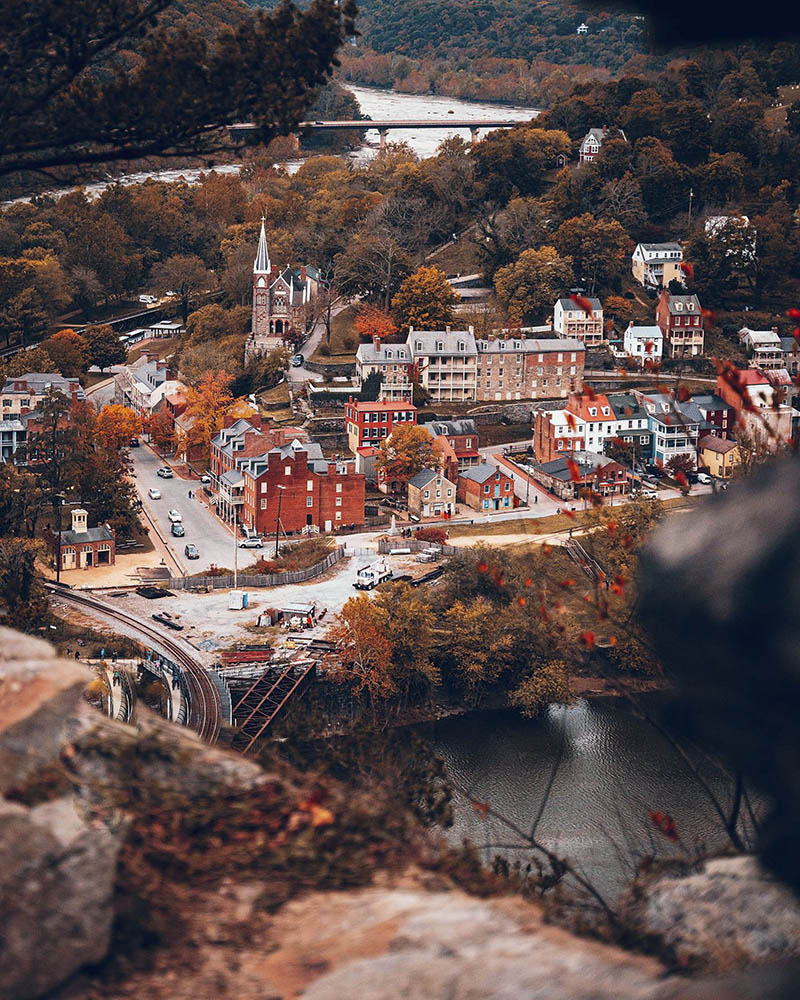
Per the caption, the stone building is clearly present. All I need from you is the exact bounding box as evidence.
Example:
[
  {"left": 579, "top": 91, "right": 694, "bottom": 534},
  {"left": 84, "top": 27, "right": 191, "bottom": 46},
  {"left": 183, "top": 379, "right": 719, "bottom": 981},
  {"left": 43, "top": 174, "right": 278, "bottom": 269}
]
[
  {"left": 407, "top": 467, "right": 457, "bottom": 518},
  {"left": 245, "top": 220, "right": 319, "bottom": 361}
]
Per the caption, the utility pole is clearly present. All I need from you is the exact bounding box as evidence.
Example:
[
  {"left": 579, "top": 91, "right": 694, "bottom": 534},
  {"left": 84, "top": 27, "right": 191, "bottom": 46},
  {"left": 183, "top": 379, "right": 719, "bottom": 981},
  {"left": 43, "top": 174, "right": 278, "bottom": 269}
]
[
  {"left": 233, "top": 509, "right": 239, "bottom": 590},
  {"left": 274, "top": 485, "right": 285, "bottom": 559},
  {"left": 54, "top": 493, "right": 65, "bottom": 585},
  {"left": 687, "top": 187, "right": 694, "bottom": 228}
]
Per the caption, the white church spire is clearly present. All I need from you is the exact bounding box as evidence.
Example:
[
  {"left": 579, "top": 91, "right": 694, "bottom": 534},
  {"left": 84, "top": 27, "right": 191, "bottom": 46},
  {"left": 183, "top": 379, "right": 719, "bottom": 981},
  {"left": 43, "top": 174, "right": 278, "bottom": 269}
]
[{"left": 254, "top": 217, "right": 270, "bottom": 274}]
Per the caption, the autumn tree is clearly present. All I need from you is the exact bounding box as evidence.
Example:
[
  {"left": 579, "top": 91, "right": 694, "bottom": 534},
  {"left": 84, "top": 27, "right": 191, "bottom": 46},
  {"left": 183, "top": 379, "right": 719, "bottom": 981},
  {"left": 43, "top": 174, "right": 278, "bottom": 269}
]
[
  {"left": 0, "top": 0, "right": 357, "bottom": 178},
  {"left": 376, "top": 424, "right": 435, "bottom": 491},
  {"left": 180, "top": 370, "right": 236, "bottom": 460},
  {"left": 326, "top": 594, "right": 396, "bottom": 702},
  {"left": 0, "top": 539, "right": 48, "bottom": 633},
  {"left": 494, "top": 247, "right": 574, "bottom": 326},
  {"left": 144, "top": 410, "right": 177, "bottom": 453},
  {"left": 41, "top": 329, "right": 89, "bottom": 378},
  {"left": 96, "top": 405, "right": 142, "bottom": 452},
  {"left": 552, "top": 214, "right": 630, "bottom": 295},
  {"left": 604, "top": 295, "right": 633, "bottom": 327},
  {"left": 0, "top": 288, "right": 49, "bottom": 349},
  {"left": 354, "top": 305, "right": 398, "bottom": 343},
  {"left": 243, "top": 347, "right": 291, "bottom": 393},
  {"left": 0, "top": 465, "right": 45, "bottom": 539},
  {"left": 666, "top": 453, "right": 695, "bottom": 480},
  {"left": 472, "top": 127, "right": 572, "bottom": 202},
  {"left": 84, "top": 324, "right": 126, "bottom": 371},
  {"left": 391, "top": 266, "right": 458, "bottom": 332},
  {"left": 151, "top": 254, "right": 215, "bottom": 325}
]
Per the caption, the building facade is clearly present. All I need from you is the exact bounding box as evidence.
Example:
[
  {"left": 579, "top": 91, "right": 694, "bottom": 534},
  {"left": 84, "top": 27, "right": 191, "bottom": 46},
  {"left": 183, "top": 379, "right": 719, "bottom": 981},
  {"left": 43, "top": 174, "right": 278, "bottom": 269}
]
[
  {"left": 738, "top": 328, "right": 784, "bottom": 371},
  {"left": 408, "top": 328, "right": 478, "bottom": 402},
  {"left": 1, "top": 372, "right": 84, "bottom": 417},
  {"left": 240, "top": 443, "right": 365, "bottom": 537},
  {"left": 655, "top": 291, "right": 705, "bottom": 358},
  {"left": 114, "top": 355, "right": 182, "bottom": 415},
  {"left": 457, "top": 463, "right": 516, "bottom": 512},
  {"left": 552, "top": 297, "right": 604, "bottom": 347},
  {"left": 355, "top": 339, "right": 413, "bottom": 401},
  {"left": 532, "top": 452, "right": 630, "bottom": 500},
  {"left": 623, "top": 324, "right": 664, "bottom": 365},
  {"left": 54, "top": 508, "right": 115, "bottom": 571},
  {"left": 631, "top": 243, "right": 684, "bottom": 288},
  {"left": 698, "top": 435, "right": 740, "bottom": 478},
  {"left": 407, "top": 468, "right": 456, "bottom": 517},
  {"left": 473, "top": 335, "right": 585, "bottom": 401},
  {"left": 246, "top": 219, "right": 319, "bottom": 361},
  {"left": 345, "top": 398, "right": 417, "bottom": 453}
]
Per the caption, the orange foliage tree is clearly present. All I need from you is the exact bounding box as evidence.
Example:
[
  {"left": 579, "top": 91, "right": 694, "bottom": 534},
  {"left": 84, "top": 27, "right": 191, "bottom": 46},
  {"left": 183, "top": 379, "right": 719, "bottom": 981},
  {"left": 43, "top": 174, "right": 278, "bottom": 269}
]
[
  {"left": 354, "top": 304, "right": 398, "bottom": 343},
  {"left": 43, "top": 328, "right": 88, "bottom": 377},
  {"left": 96, "top": 404, "right": 142, "bottom": 452},
  {"left": 143, "top": 410, "right": 177, "bottom": 453},
  {"left": 180, "top": 370, "right": 237, "bottom": 461},
  {"left": 376, "top": 424, "right": 434, "bottom": 491},
  {"left": 326, "top": 594, "right": 396, "bottom": 701}
]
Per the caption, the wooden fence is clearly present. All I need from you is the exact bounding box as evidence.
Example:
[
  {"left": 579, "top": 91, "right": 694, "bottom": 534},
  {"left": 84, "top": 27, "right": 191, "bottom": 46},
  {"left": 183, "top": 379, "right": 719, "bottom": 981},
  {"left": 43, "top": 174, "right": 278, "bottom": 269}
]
[
  {"left": 167, "top": 546, "right": 345, "bottom": 590},
  {"left": 378, "top": 539, "right": 458, "bottom": 556}
]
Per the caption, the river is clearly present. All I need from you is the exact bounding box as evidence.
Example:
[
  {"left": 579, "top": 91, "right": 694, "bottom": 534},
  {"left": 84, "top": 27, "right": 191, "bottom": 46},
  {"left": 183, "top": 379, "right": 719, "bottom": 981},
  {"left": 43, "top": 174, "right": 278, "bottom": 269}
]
[
  {"left": 3, "top": 87, "right": 539, "bottom": 205},
  {"left": 418, "top": 699, "right": 755, "bottom": 903}
]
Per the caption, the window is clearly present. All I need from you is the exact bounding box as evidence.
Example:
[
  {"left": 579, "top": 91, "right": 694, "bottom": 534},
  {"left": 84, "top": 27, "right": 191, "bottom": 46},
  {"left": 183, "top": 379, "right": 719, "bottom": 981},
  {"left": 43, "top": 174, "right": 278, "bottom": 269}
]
[
  {"left": 447, "top": 489, "right": 452, "bottom": 497},
  {"left": 504, "top": 482, "right": 510, "bottom": 491},
  {"left": 336, "top": 483, "right": 342, "bottom": 493},
  {"left": 306, "top": 496, "right": 313, "bottom": 507},
  {"left": 484, "top": 484, "right": 490, "bottom": 494},
  {"left": 335, "top": 511, "right": 342, "bottom": 520},
  {"left": 284, "top": 466, "right": 291, "bottom": 475},
  {"left": 260, "top": 499, "right": 267, "bottom": 509},
  {"left": 424, "top": 490, "right": 429, "bottom": 499},
  {"left": 307, "top": 480, "right": 313, "bottom": 491},
  {"left": 261, "top": 482, "right": 268, "bottom": 494},
  {"left": 335, "top": 497, "right": 342, "bottom": 506}
]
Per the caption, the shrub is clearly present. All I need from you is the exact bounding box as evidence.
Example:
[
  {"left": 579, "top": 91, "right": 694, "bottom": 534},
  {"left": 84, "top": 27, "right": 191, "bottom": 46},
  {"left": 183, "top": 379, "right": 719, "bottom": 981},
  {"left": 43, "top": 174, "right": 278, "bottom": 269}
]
[
  {"left": 319, "top": 343, "right": 331, "bottom": 356},
  {"left": 415, "top": 526, "right": 448, "bottom": 545},
  {"left": 252, "top": 558, "right": 280, "bottom": 574}
]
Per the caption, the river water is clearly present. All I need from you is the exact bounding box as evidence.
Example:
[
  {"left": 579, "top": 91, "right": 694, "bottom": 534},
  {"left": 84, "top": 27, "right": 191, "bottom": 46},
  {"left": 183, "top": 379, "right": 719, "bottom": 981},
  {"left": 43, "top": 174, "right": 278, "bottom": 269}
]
[
  {"left": 418, "top": 699, "right": 753, "bottom": 902},
  {"left": 4, "top": 87, "right": 539, "bottom": 205}
]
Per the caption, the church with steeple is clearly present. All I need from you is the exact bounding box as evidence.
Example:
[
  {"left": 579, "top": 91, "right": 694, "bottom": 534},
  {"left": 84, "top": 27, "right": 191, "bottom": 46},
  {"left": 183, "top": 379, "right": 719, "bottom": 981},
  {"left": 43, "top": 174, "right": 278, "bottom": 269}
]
[{"left": 245, "top": 220, "right": 321, "bottom": 362}]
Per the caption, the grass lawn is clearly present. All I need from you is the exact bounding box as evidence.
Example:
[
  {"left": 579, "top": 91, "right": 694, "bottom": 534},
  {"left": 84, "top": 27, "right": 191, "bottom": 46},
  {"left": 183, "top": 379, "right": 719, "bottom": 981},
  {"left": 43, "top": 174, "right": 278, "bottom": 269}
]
[
  {"left": 428, "top": 237, "right": 482, "bottom": 276},
  {"left": 259, "top": 380, "right": 290, "bottom": 406},
  {"left": 311, "top": 304, "right": 360, "bottom": 362},
  {"left": 81, "top": 371, "right": 113, "bottom": 390},
  {"left": 126, "top": 337, "right": 180, "bottom": 364}
]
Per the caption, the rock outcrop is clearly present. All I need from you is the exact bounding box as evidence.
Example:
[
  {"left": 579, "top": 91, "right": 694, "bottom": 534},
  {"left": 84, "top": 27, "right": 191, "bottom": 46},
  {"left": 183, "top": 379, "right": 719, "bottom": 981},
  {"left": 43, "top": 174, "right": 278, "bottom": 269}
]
[{"left": 620, "top": 857, "right": 800, "bottom": 972}]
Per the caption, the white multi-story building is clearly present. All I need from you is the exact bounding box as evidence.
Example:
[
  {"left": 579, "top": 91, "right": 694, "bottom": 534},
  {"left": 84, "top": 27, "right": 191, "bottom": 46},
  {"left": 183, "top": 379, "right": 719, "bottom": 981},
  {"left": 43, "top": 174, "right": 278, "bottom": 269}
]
[
  {"left": 631, "top": 243, "right": 684, "bottom": 288},
  {"left": 552, "top": 297, "right": 604, "bottom": 347},
  {"left": 623, "top": 324, "right": 664, "bottom": 365}
]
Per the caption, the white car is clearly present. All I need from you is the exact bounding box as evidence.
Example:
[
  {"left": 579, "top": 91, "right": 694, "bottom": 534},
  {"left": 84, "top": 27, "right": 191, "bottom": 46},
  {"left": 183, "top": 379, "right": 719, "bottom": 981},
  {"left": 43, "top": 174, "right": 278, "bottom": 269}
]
[
  {"left": 238, "top": 536, "right": 263, "bottom": 548},
  {"left": 168, "top": 509, "right": 182, "bottom": 523},
  {"left": 696, "top": 472, "right": 712, "bottom": 485},
  {"left": 138, "top": 294, "right": 158, "bottom": 304},
  {"left": 148, "top": 488, "right": 161, "bottom": 500}
]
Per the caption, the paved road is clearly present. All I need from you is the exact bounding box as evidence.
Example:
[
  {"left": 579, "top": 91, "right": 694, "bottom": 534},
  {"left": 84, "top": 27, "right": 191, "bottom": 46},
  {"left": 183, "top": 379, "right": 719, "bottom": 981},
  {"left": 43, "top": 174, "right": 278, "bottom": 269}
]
[
  {"left": 130, "top": 444, "right": 265, "bottom": 576},
  {"left": 287, "top": 298, "right": 350, "bottom": 386}
]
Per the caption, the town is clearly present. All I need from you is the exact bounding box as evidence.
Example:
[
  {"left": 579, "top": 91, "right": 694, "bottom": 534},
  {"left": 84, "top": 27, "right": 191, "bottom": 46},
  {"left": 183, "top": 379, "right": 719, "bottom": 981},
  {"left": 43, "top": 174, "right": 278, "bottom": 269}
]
[{"left": 2, "top": 6, "right": 800, "bottom": 997}]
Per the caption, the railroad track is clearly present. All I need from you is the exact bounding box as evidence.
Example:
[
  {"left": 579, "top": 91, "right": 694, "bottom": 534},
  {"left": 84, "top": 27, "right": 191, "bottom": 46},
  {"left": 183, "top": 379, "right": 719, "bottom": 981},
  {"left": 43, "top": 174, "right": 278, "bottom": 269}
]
[{"left": 46, "top": 585, "right": 223, "bottom": 743}]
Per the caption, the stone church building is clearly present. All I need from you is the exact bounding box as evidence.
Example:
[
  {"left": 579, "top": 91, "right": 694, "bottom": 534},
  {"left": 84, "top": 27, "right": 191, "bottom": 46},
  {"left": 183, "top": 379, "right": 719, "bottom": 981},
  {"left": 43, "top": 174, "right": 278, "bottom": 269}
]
[{"left": 245, "top": 220, "right": 320, "bottom": 361}]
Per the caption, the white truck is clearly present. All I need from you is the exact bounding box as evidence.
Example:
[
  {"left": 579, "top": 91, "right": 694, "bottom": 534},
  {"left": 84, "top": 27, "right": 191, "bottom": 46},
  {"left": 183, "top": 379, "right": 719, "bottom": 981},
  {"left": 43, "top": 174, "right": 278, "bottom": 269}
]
[{"left": 353, "top": 561, "right": 393, "bottom": 590}]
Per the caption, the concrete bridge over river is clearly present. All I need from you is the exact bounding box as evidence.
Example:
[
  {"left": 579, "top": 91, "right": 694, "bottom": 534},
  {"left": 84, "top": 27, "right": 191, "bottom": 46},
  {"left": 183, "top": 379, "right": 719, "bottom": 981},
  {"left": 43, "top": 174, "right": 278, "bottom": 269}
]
[{"left": 229, "top": 117, "right": 530, "bottom": 150}]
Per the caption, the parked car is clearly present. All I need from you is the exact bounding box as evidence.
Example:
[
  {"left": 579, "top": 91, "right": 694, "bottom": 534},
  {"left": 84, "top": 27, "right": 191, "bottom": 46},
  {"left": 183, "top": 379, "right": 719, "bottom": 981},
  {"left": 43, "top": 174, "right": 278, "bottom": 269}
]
[
  {"left": 138, "top": 294, "right": 158, "bottom": 304},
  {"left": 238, "top": 536, "right": 263, "bottom": 548},
  {"left": 148, "top": 488, "right": 161, "bottom": 500},
  {"left": 200, "top": 474, "right": 211, "bottom": 484},
  {"left": 129, "top": 437, "right": 140, "bottom": 447},
  {"left": 157, "top": 467, "right": 174, "bottom": 479},
  {"left": 184, "top": 543, "right": 199, "bottom": 559},
  {"left": 168, "top": 509, "right": 182, "bottom": 523},
  {"left": 291, "top": 353, "right": 304, "bottom": 367},
  {"left": 696, "top": 472, "right": 712, "bottom": 485},
  {"left": 171, "top": 522, "right": 185, "bottom": 537}
]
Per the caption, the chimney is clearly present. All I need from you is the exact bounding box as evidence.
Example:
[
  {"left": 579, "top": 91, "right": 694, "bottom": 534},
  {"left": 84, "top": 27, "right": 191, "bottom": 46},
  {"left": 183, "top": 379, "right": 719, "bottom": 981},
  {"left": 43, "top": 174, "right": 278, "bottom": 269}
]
[
  {"left": 373, "top": 335, "right": 381, "bottom": 351},
  {"left": 772, "top": 326, "right": 779, "bottom": 334},
  {"left": 72, "top": 508, "right": 88, "bottom": 534},
  {"left": 301, "top": 265, "right": 307, "bottom": 281},
  {"left": 445, "top": 325, "right": 451, "bottom": 333}
]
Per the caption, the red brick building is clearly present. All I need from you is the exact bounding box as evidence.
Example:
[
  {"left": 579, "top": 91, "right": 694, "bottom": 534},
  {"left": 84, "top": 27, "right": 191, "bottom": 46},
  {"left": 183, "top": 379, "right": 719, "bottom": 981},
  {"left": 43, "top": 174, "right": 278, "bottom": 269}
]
[
  {"left": 457, "top": 463, "right": 517, "bottom": 512},
  {"left": 53, "top": 508, "right": 115, "bottom": 571},
  {"left": 655, "top": 291, "right": 705, "bottom": 358},
  {"left": 345, "top": 398, "right": 417, "bottom": 453},
  {"left": 533, "top": 407, "right": 586, "bottom": 464},
  {"left": 240, "top": 442, "right": 365, "bottom": 536},
  {"left": 422, "top": 419, "right": 481, "bottom": 483}
]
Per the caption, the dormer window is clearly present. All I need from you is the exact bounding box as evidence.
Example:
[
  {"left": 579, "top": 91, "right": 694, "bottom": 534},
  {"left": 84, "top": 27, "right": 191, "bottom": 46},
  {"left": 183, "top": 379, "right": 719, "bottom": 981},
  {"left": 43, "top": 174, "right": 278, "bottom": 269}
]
[
  {"left": 602, "top": 407, "right": 610, "bottom": 415},
  {"left": 676, "top": 302, "right": 683, "bottom": 311},
  {"left": 458, "top": 341, "right": 465, "bottom": 351},
  {"left": 415, "top": 341, "right": 422, "bottom": 351},
  {"left": 589, "top": 407, "right": 597, "bottom": 417},
  {"left": 436, "top": 341, "right": 443, "bottom": 351},
  {"left": 499, "top": 342, "right": 505, "bottom": 350}
]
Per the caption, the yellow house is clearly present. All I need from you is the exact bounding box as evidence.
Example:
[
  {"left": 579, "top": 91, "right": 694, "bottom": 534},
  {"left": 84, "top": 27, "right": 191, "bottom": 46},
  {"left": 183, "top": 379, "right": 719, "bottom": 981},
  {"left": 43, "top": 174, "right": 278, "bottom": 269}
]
[{"left": 698, "top": 434, "right": 739, "bottom": 479}]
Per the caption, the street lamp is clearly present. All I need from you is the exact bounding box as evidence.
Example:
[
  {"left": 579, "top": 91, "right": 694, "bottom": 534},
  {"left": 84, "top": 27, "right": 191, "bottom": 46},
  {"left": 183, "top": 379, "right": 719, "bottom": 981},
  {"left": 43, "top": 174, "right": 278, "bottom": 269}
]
[
  {"left": 274, "top": 485, "right": 285, "bottom": 559},
  {"left": 233, "top": 508, "right": 239, "bottom": 591}
]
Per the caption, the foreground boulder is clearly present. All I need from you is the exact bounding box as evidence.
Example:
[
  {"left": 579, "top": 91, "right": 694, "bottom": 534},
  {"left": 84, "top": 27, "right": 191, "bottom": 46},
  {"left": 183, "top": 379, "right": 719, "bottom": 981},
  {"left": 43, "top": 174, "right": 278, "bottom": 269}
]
[{"left": 620, "top": 856, "right": 800, "bottom": 972}]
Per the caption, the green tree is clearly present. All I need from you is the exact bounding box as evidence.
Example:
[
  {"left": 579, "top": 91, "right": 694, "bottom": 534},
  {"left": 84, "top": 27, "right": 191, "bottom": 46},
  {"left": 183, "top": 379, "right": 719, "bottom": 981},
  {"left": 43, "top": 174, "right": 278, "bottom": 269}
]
[
  {"left": 0, "top": 288, "right": 49, "bottom": 349},
  {"left": 494, "top": 246, "right": 574, "bottom": 326},
  {"left": 391, "top": 266, "right": 457, "bottom": 332},
  {"left": 151, "top": 254, "right": 215, "bottom": 325},
  {"left": 473, "top": 127, "right": 572, "bottom": 203},
  {"left": 0, "top": 538, "right": 48, "bottom": 633},
  {"left": 552, "top": 214, "right": 629, "bottom": 294},
  {"left": 84, "top": 324, "right": 126, "bottom": 371},
  {"left": 0, "top": 0, "right": 357, "bottom": 178}
]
